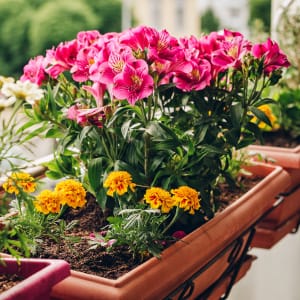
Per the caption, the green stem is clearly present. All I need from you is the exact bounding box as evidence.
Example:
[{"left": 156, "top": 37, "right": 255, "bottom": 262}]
[{"left": 162, "top": 206, "right": 180, "bottom": 234}]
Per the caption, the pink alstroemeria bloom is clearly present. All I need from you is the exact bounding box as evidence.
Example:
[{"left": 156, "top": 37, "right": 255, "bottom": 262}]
[
  {"left": 173, "top": 59, "right": 212, "bottom": 92},
  {"left": 20, "top": 55, "right": 47, "bottom": 86},
  {"left": 67, "top": 105, "right": 88, "bottom": 125},
  {"left": 148, "top": 29, "right": 180, "bottom": 62},
  {"left": 113, "top": 61, "right": 154, "bottom": 105},
  {"left": 45, "top": 39, "right": 78, "bottom": 79},
  {"left": 67, "top": 105, "right": 106, "bottom": 128},
  {"left": 97, "top": 47, "right": 137, "bottom": 85},
  {"left": 83, "top": 82, "right": 106, "bottom": 107},
  {"left": 119, "top": 25, "right": 152, "bottom": 54},
  {"left": 76, "top": 30, "right": 101, "bottom": 47},
  {"left": 211, "top": 32, "right": 251, "bottom": 71},
  {"left": 71, "top": 45, "right": 100, "bottom": 82},
  {"left": 252, "top": 38, "right": 290, "bottom": 74}
]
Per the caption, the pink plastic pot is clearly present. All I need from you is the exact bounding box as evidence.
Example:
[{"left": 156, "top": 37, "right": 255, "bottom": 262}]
[{"left": 0, "top": 258, "right": 70, "bottom": 300}]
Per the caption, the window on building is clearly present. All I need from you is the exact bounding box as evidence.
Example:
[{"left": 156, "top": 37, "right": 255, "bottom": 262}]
[
  {"left": 150, "top": 0, "right": 161, "bottom": 29},
  {"left": 175, "top": 0, "right": 185, "bottom": 31}
]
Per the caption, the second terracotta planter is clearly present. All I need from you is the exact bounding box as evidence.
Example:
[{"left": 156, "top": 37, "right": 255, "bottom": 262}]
[{"left": 248, "top": 145, "right": 300, "bottom": 248}]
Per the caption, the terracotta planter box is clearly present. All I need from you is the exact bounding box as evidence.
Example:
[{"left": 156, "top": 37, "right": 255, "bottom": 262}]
[
  {"left": 247, "top": 145, "right": 300, "bottom": 248},
  {"left": 204, "top": 255, "right": 257, "bottom": 300},
  {"left": 0, "top": 258, "right": 70, "bottom": 300},
  {"left": 48, "top": 163, "right": 290, "bottom": 300},
  {"left": 258, "top": 184, "right": 300, "bottom": 229},
  {"left": 247, "top": 145, "right": 300, "bottom": 170},
  {"left": 251, "top": 213, "right": 300, "bottom": 249}
]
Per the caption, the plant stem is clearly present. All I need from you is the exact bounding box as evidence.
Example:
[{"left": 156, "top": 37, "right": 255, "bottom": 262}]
[{"left": 162, "top": 206, "right": 180, "bottom": 234}]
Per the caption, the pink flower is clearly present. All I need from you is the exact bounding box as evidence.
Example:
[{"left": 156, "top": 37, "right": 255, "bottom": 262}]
[
  {"left": 119, "top": 25, "right": 152, "bottom": 52},
  {"left": 71, "top": 46, "right": 99, "bottom": 82},
  {"left": 113, "top": 61, "right": 154, "bottom": 104},
  {"left": 252, "top": 38, "right": 290, "bottom": 74},
  {"left": 45, "top": 39, "right": 78, "bottom": 79},
  {"left": 83, "top": 82, "right": 106, "bottom": 107},
  {"left": 172, "top": 230, "right": 186, "bottom": 239},
  {"left": 67, "top": 104, "right": 106, "bottom": 128},
  {"left": 211, "top": 30, "right": 251, "bottom": 71},
  {"left": 173, "top": 59, "right": 212, "bottom": 91},
  {"left": 76, "top": 30, "right": 101, "bottom": 47},
  {"left": 20, "top": 55, "right": 47, "bottom": 86},
  {"left": 96, "top": 46, "right": 137, "bottom": 85}
]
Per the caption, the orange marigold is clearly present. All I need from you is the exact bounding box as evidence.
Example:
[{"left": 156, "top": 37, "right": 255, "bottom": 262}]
[
  {"left": 2, "top": 172, "right": 36, "bottom": 195},
  {"left": 250, "top": 104, "right": 279, "bottom": 130},
  {"left": 103, "top": 171, "right": 136, "bottom": 197},
  {"left": 55, "top": 179, "right": 86, "bottom": 209},
  {"left": 144, "top": 187, "right": 176, "bottom": 213},
  {"left": 34, "top": 190, "right": 61, "bottom": 214},
  {"left": 171, "top": 186, "right": 200, "bottom": 215}
]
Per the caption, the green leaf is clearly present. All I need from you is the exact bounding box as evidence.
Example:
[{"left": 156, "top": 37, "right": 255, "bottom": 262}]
[
  {"left": 249, "top": 106, "right": 272, "bottom": 127},
  {"left": 88, "top": 157, "right": 106, "bottom": 193}
]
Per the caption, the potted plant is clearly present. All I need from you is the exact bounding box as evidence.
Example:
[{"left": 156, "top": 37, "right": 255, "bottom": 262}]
[
  {"left": 1, "top": 26, "right": 290, "bottom": 298},
  {"left": 0, "top": 257, "right": 70, "bottom": 300},
  {"left": 247, "top": 4, "right": 300, "bottom": 248}
]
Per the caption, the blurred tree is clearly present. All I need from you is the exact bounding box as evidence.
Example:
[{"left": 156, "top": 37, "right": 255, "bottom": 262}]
[
  {"left": 0, "top": 0, "right": 122, "bottom": 77},
  {"left": 28, "top": 0, "right": 99, "bottom": 56},
  {"left": 88, "top": 0, "right": 122, "bottom": 33},
  {"left": 249, "top": 0, "right": 271, "bottom": 33},
  {"left": 0, "top": 0, "right": 32, "bottom": 75},
  {"left": 201, "top": 8, "right": 220, "bottom": 33}
]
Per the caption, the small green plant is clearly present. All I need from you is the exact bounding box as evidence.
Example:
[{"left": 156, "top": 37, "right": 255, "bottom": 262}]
[
  {"left": 105, "top": 208, "right": 169, "bottom": 258},
  {"left": 1, "top": 173, "right": 85, "bottom": 257}
]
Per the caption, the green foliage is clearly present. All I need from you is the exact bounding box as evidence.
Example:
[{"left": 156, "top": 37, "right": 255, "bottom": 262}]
[
  {"left": 28, "top": 0, "right": 99, "bottom": 56},
  {"left": 249, "top": 0, "right": 271, "bottom": 33},
  {"left": 0, "top": 0, "right": 32, "bottom": 76},
  {"left": 88, "top": 0, "right": 122, "bottom": 33},
  {"left": 201, "top": 8, "right": 220, "bottom": 33},
  {"left": 106, "top": 208, "right": 170, "bottom": 258},
  {"left": 277, "top": 89, "right": 300, "bottom": 138},
  {"left": 0, "top": 0, "right": 122, "bottom": 77}
]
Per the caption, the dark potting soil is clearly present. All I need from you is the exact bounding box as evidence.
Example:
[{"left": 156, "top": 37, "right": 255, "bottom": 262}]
[
  {"left": 0, "top": 273, "right": 24, "bottom": 293},
  {"left": 30, "top": 176, "right": 260, "bottom": 280},
  {"left": 258, "top": 131, "right": 300, "bottom": 148}
]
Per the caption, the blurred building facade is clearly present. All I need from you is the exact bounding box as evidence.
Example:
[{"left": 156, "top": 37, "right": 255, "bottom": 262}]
[
  {"left": 128, "top": 0, "right": 200, "bottom": 37},
  {"left": 198, "top": 0, "right": 249, "bottom": 36}
]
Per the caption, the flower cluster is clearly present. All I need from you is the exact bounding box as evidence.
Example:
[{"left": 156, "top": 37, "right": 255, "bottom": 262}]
[
  {"left": 0, "top": 75, "right": 43, "bottom": 109},
  {"left": 144, "top": 185, "right": 200, "bottom": 215},
  {"left": 3, "top": 172, "right": 36, "bottom": 195},
  {"left": 34, "top": 179, "right": 86, "bottom": 214}
]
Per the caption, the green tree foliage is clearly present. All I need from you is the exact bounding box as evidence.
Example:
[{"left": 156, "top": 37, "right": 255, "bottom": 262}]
[
  {"left": 0, "top": 0, "right": 122, "bottom": 77},
  {"left": 28, "top": 0, "right": 99, "bottom": 56},
  {"left": 201, "top": 8, "right": 220, "bottom": 33},
  {"left": 249, "top": 0, "right": 271, "bottom": 33},
  {"left": 0, "top": 0, "right": 32, "bottom": 75}
]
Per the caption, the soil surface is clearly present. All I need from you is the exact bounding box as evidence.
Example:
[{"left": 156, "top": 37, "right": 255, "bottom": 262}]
[
  {"left": 30, "top": 177, "right": 260, "bottom": 280},
  {"left": 258, "top": 131, "right": 300, "bottom": 148},
  {"left": 0, "top": 273, "right": 23, "bottom": 293}
]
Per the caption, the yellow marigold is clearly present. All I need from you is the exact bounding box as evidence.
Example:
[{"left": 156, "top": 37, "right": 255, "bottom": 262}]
[
  {"left": 103, "top": 171, "right": 136, "bottom": 197},
  {"left": 34, "top": 190, "right": 61, "bottom": 214},
  {"left": 2, "top": 172, "right": 36, "bottom": 195},
  {"left": 55, "top": 179, "right": 86, "bottom": 209},
  {"left": 144, "top": 187, "right": 176, "bottom": 213},
  {"left": 171, "top": 186, "right": 200, "bottom": 215},
  {"left": 251, "top": 104, "right": 279, "bottom": 130}
]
